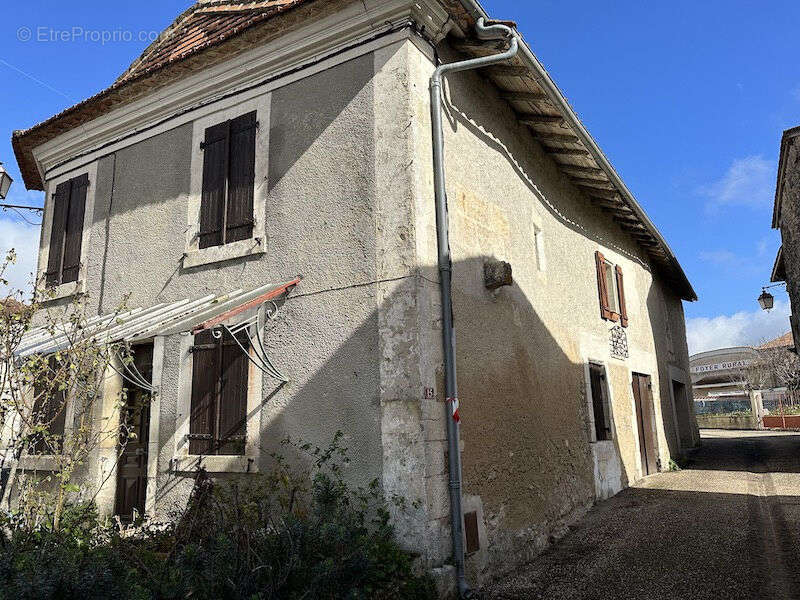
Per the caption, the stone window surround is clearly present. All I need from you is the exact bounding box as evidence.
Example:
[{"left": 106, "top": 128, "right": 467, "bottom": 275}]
[
  {"left": 12, "top": 382, "right": 79, "bottom": 473},
  {"left": 172, "top": 330, "right": 263, "bottom": 474},
  {"left": 37, "top": 162, "right": 98, "bottom": 301},
  {"left": 183, "top": 95, "right": 270, "bottom": 269},
  {"left": 583, "top": 358, "right": 615, "bottom": 445}
]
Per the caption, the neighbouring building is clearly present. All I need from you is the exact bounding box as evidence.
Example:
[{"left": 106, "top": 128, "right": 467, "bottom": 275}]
[
  {"left": 773, "top": 126, "right": 800, "bottom": 350},
  {"left": 3, "top": 0, "right": 698, "bottom": 591},
  {"left": 691, "top": 333, "right": 799, "bottom": 430},
  {"left": 691, "top": 346, "right": 758, "bottom": 428}
]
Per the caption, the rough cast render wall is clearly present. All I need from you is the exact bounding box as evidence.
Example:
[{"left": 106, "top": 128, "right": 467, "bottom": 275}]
[
  {"left": 404, "top": 39, "right": 697, "bottom": 583},
  {"left": 33, "top": 40, "right": 455, "bottom": 570},
  {"left": 50, "top": 53, "right": 388, "bottom": 516}
]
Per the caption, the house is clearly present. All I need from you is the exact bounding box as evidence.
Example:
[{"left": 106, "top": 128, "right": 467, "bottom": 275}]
[
  {"left": 5, "top": 0, "right": 698, "bottom": 593},
  {"left": 773, "top": 126, "right": 800, "bottom": 351}
]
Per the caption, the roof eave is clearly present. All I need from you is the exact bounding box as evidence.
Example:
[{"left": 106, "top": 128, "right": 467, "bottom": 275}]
[
  {"left": 771, "top": 246, "right": 785, "bottom": 283},
  {"left": 773, "top": 126, "right": 800, "bottom": 230},
  {"left": 454, "top": 0, "right": 696, "bottom": 301}
]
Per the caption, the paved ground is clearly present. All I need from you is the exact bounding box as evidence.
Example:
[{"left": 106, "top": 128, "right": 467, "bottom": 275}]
[{"left": 484, "top": 429, "right": 800, "bottom": 600}]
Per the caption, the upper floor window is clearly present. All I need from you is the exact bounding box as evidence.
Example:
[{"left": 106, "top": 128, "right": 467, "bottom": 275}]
[
  {"left": 199, "top": 111, "right": 258, "bottom": 249},
  {"left": 595, "top": 251, "right": 628, "bottom": 327},
  {"left": 188, "top": 329, "right": 249, "bottom": 456},
  {"left": 45, "top": 173, "right": 89, "bottom": 287}
]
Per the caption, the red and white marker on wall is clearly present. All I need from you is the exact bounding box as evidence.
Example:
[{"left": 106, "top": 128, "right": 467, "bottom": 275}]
[{"left": 448, "top": 397, "right": 460, "bottom": 423}]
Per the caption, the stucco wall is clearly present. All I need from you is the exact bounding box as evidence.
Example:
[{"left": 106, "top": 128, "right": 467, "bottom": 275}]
[
  {"left": 405, "top": 39, "right": 696, "bottom": 580},
  {"left": 37, "top": 53, "right": 390, "bottom": 517},
  {"left": 26, "top": 29, "right": 697, "bottom": 586}
]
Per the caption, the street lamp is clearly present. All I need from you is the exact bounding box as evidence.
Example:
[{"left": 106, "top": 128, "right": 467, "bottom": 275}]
[
  {"left": 758, "top": 282, "right": 786, "bottom": 312},
  {"left": 758, "top": 289, "right": 775, "bottom": 311},
  {"left": 0, "top": 163, "right": 13, "bottom": 200}
]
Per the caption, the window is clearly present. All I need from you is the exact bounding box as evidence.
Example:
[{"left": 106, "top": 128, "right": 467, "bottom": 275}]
[
  {"left": 45, "top": 173, "right": 89, "bottom": 287},
  {"left": 199, "top": 111, "right": 258, "bottom": 249},
  {"left": 30, "top": 357, "right": 68, "bottom": 455},
  {"left": 588, "top": 363, "right": 612, "bottom": 442},
  {"left": 595, "top": 251, "right": 628, "bottom": 326},
  {"left": 189, "top": 329, "right": 249, "bottom": 456},
  {"left": 534, "top": 226, "right": 546, "bottom": 272}
]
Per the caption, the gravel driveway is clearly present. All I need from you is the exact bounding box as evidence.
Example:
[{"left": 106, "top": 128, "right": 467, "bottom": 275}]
[{"left": 483, "top": 429, "right": 800, "bottom": 600}]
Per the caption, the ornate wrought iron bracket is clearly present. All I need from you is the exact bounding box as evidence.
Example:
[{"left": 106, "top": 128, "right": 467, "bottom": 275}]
[{"left": 211, "top": 301, "right": 289, "bottom": 383}]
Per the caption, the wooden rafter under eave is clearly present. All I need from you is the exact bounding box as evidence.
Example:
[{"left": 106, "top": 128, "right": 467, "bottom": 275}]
[
  {"left": 500, "top": 91, "right": 549, "bottom": 102},
  {"left": 518, "top": 114, "right": 564, "bottom": 125}
]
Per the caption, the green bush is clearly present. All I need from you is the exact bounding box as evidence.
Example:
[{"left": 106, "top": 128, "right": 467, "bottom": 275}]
[{"left": 0, "top": 434, "right": 436, "bottom": 600}]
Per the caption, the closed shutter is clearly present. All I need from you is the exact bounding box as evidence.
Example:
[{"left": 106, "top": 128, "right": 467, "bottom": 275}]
[
  {"left": 61, "top": 174, "right": 89, "bottom": 284},
  {"left": 226, "top": 112, "right": 257, "bottom": 244},
  {"left": 189, "top": 330, "right": 218, "bottom": 455},
  {"left": 615, "top": 265, "right": 629, "bottom": 327},
  {"left": 199, "top": 122, "right": 230, "bottom": 249},
  {"left": 30, "top": 357, "right": 67, "bottom": 455},
  {"left": 189, "top": 329, "right": 248, "bottom": 456},
  {"left": 595, "top": 251, "right": 614, "bottom": 321},
  {"left": 217, "top": 332, "right": 249, "bottom": 456},
  {"left": 45, "top": 182, "right": 70, "bottom": 286}
]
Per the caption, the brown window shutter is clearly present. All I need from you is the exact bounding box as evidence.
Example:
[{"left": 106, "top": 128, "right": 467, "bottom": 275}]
[
  {"left": 217, "top": 332, "right": 249, "bottom": 456},
  {"left": 225, "top": 112, "right": 257, "bottom": 244},
  {"left": 30, "top": 357, "right": 67, "bottom": 455},
  {"left": 615, "top": 265, "right": 629, "bottom": 327},
  {"left": 61, "top": 174, "right": 89, "bottom": 284},
  {"left": 595, "top": 251, "right": 613, "bottom": 321},
  {"left": 189, "top": 330, "right": 218, "bottom": 455},
  {"left": 200, "top": 121, "right": 230, "bottom": 249},
  {"left": 45, "top": 181, "right": 71, "bottom": 286},
  {"left": 189, "top": 329, "right": 249, "bottom": 456}
]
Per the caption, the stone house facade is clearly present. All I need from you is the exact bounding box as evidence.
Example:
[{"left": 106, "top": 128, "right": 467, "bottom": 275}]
[
  {"left": 773, "top": 126, "right": 800, "bottom": 350},
  {"left": 5, "top": 0, "right": 699, "bottom": 592}
]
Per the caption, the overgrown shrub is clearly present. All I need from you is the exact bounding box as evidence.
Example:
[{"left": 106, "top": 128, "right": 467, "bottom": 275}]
[{"left": 0, "top": 434, "right": 436, "bottom": 600}]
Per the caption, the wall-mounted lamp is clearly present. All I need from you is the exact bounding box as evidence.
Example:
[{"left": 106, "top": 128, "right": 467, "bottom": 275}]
[
  {"left": 0, "top": 163, "right": 12, "bottom": 200},
  {"left": 758, "top": 282, "right": 786, "bottom": 312}
]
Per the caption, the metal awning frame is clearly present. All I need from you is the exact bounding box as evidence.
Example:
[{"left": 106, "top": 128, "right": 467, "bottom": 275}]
[{"left": 209, "top": 300, "right": 289, "bottom": 383}]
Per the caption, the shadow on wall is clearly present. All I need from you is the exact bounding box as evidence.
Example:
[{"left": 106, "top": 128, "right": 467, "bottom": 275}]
[
  {"left": 646, "top": 282, "right": 697, "bottom": 457},
  {"left": 439, "top": 45, "right": 647, "bottom": 271},
  {"left": 149, "top": 255, "right": 643, "bottom": 570}
]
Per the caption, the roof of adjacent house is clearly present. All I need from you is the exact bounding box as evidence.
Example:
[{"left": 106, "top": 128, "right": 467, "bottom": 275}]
[
  {"left": 758, "top": 332, "right": 795, "bottom": 350},
  {"left": 11, "top": 0, "right": 696, "bottom": 300},
  {"left": 773, "top": 125, "right": 800, "bottom": 229},
  {"left": 772, "top": 246, "right": 786, "bottom": 283}
]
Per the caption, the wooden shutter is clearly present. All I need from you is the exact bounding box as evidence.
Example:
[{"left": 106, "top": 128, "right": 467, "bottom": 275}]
[
  {"left": 199, "top": 122, "right": 230, "bottom": 249},
  {"left": 226, "top": 112, "right": 257, "bottom": 244},
  {"left": 615, "top": 265, "right": 629, "bottom": 327},
  {"left": 595, "top": 251, "right": 614, "bottom": 321},
  {"left": 189, "top": 330, "right": 218, "bottom": 455},
  {"left": 217, "top": 332, "right": 249, "bottom": 456},
  {"left": 61, "top": 174, "right": 89, "bottom": 284},
  {"left": 45, "top": 181, "right": 70, "bottom": 286},
  {"left": 30, "top": 357, "right": 67, "bottom": 455}
]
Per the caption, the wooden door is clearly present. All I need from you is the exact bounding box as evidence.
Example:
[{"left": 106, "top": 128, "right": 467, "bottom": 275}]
[
  {"left": 114, "top": 344, "right": 153, "bottom": 522},
  {"left": 632, "top": 373, "right": 658, "bottom": 476}
]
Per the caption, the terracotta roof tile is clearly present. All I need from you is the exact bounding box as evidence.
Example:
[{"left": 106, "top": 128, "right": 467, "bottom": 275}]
[
  {"left": 758, "top": 332, "right": 794, "bottom": 350},
  {"left": 12, "top": 0, "right": 316, "bottom": 191},
  {"left": 120, "top": 1, "right": 305, "bottom": 82}
]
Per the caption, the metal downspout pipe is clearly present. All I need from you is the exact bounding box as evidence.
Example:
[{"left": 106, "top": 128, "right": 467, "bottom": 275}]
[{"left": 429, "top": 17, "right": 519, "bottom": 599}]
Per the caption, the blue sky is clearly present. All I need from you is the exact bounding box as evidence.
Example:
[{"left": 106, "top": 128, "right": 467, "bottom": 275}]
[{"left": 0, "top": 1, "right": 797, "bottom": 352}]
